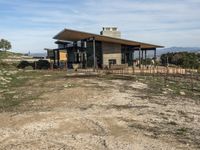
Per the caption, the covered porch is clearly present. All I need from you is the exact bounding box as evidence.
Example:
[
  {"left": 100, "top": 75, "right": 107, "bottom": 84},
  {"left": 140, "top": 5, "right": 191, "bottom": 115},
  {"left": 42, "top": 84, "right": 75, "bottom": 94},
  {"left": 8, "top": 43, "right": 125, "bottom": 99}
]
[{"left": 48, "top": 28, "right": 163, "bottom": 70}]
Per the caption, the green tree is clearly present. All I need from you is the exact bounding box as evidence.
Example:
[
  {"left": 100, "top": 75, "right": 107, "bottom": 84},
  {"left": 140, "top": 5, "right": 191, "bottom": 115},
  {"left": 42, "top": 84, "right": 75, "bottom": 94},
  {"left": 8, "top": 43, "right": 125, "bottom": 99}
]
[
  {"left": 160, "top": 52, "right": 200, "bottom": 69},
  {"left": 0, "top": 39, "right": 12, "bottom": 51}
]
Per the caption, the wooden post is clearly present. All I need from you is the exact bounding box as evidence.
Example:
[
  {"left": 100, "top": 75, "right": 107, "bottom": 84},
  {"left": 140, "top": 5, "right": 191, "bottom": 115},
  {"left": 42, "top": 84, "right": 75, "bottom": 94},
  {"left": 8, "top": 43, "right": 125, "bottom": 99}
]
[
  {"left": 53, "top": 50, "right": 56, "bottom": 68},
  {"left": 124, "top": 46, "right": 127, "bottom": 64},
  {"left": 132, "top": 50, "right": 135, "bottom": 74},
  {"left": 139, "top": 47, "right": 141, "bottom": 68},
  {"left": 145, "top": 50, "right": 147, "bottom": 67},
  {"left": 154, "top": 49, "right": 156, "bottom": 62},
  {"left": 142, "top": 49, "right": 144, "bottom": 66},
  {"left": 93, "top": 37, "right": 96, "bottom": 72},
  {"left": 57, "top": 50, "right": 60, "bottom": 67}
]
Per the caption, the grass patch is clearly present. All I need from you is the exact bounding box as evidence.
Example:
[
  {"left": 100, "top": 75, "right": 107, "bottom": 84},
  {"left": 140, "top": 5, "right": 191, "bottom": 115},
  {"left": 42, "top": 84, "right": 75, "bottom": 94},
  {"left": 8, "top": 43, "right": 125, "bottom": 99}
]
[
  {"left": 0, "top": 69, "right": 68, "bottom": 112},
  {"left": 176, "top": 127, "right": 188, "bottom": 135},
  {"left": 135, "top": 74, "right": 200, "bottom": 100},
  {"left": 0, "top": 51, "right": 22, "bottom": 59}
]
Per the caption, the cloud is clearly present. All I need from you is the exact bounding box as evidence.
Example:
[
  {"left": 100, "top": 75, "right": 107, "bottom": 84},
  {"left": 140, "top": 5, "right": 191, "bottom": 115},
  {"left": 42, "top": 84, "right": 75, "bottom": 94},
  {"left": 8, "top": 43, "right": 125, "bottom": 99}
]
[{"left": 0, "top": 0, "right": 200, "bottom": 53}]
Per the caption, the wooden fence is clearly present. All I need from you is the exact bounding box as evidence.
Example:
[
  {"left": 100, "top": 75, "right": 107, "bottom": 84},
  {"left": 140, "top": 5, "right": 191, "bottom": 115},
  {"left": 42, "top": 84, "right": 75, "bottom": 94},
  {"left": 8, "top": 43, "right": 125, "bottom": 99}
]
[{"left": 79, "top": 66, "right": 200, "bottom": 94}]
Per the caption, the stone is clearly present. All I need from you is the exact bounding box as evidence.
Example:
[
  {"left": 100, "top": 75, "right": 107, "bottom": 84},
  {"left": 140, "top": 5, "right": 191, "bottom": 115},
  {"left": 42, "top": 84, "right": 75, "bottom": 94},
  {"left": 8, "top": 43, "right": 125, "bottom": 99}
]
[{"left": 180, "top": 91, "right": 186, "bottom": 96}]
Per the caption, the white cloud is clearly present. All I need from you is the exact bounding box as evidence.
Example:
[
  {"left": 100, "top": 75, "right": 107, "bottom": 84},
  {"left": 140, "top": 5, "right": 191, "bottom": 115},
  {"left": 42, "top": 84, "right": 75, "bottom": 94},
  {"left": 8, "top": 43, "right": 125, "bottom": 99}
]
[{"left": 0, "top": 0, "right": 200, "bottom": 53}]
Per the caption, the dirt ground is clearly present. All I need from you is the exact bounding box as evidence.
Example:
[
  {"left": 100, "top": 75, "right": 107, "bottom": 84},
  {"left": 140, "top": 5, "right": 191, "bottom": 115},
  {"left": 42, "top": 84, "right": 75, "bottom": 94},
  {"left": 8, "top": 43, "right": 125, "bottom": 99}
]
[{"left": 0, "top": 73, "right": 200, "bottom": 150}]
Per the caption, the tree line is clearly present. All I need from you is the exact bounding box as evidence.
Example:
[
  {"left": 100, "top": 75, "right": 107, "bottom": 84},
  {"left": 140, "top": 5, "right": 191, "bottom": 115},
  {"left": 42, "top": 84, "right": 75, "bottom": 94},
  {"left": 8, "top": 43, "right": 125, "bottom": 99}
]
[{"left": 160, "top": 52, "right": 200, "bottom": 69}]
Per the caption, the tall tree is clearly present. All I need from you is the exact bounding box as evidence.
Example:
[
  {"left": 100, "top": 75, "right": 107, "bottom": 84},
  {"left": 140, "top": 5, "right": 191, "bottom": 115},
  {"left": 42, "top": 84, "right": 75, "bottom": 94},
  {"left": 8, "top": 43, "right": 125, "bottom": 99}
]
[{"left": 0, "top": 39, "right": 12, "bottom": 51}]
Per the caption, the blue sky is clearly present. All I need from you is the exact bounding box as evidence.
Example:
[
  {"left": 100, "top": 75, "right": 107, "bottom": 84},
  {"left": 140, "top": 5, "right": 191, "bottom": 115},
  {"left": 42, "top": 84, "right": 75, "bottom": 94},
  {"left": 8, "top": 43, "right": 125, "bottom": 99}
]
[{"left": 0, "top": 0, "right": 200, "bottom": 53}]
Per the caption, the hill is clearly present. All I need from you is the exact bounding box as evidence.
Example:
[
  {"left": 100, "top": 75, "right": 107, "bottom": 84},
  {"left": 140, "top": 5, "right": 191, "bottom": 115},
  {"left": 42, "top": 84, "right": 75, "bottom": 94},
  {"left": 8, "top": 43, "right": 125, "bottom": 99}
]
[{"left": 157, "top": 47, "right": 200, "bottom": 56}]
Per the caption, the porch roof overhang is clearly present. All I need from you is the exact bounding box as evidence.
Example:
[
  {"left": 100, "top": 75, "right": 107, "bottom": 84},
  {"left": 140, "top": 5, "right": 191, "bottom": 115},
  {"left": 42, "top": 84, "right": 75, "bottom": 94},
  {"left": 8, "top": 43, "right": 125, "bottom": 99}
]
[{"left": 53, "top": 28, "right": 164, "bottom": 49}]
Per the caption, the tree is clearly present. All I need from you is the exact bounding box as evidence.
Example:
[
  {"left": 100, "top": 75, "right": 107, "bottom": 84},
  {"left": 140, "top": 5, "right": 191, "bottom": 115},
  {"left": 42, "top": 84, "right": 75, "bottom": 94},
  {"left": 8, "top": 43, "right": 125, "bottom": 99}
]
[
  {"left": 160, "top": 52, "right": 200, "bottom": 69},
  {"left": 0, "top": 39, "right": 12, "bottom": 51}
]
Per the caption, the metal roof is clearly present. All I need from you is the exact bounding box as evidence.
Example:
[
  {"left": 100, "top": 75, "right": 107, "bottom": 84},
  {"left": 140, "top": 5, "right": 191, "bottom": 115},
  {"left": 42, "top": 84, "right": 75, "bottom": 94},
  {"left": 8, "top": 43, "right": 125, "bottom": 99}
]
[{"left": 53, "top": 28, "right": 164, "bottom": 49}]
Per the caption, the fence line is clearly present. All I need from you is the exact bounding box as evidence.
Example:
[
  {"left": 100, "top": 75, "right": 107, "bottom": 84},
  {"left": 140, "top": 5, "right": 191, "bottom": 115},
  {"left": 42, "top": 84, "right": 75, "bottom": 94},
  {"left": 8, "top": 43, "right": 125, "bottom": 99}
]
[{"left": 80, "top": 67, "right": 199, "bottom": 78}]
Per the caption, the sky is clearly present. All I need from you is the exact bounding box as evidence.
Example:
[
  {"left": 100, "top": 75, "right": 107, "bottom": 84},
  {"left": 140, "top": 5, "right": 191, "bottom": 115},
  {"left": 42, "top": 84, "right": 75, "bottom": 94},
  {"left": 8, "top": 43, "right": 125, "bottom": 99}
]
[{"left": 0, "top": 0, "right": 200, "bottom": 53}]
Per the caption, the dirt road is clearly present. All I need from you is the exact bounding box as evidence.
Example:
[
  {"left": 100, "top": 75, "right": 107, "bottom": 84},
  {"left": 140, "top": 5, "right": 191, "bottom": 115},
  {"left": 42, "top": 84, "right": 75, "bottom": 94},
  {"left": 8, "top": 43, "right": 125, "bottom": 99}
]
[{"left": 0, "top": 74, "right": 199, "bottom": 149}]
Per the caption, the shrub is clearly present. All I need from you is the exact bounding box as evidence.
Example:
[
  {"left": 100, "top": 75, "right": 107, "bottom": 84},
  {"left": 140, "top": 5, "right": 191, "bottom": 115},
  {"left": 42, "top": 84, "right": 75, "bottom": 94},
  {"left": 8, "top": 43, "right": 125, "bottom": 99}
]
[
  {"left": 160, "top": 52, "right": 200, "bottom": 69},
  {"left": 34, "top": 60, "right": 50, "bottom": 70},
  {"left": 17, "top": 61, "right": 32, "bottom": 69},
  {"left": 24, "top": 66, "right": 33, "bottom": 70}
]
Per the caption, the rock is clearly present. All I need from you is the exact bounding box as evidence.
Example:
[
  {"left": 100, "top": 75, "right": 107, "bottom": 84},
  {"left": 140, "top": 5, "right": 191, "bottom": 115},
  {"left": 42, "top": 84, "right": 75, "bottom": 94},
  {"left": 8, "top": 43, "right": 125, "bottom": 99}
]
[
  {"left": 180, "top": 91, "right": 186, "bottom": 96},
  {"left": 0, "top": 77, "right": 10, "bottom": 83},
  {"left": 13, "top": 95, "right": 19, "bottom": 99},
  {"left": 162, "top": 91, "right": 168, "bottom": 94},
  {"left": 0, "top": 90, "right": 5, "bottom": 93},
  {"left": 6, "top": 91, "right": 16, "bottom": 94},
  {"left": 44, "top": 75, "right": 52, "bottom": 77},
  {"left": 64, "top": 83, "right": 73, "bottom": 88},
  {"left": 167, "top": 88, "right": 173, "bottom": 92}
]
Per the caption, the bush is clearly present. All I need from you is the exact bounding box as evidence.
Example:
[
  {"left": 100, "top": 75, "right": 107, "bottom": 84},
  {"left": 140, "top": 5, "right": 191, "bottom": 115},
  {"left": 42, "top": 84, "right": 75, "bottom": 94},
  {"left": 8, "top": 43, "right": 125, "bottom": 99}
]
[
  {"left": 34, "top": 60, "right": 50, "bottom": 70},
  {"left": 17, "top": 60, "right": 50, "bottom": 70},
  {"left": 17, "top": 61, "right": 32, "bottom": 69},
  {"left": 160, "top": 52, "right": 200, "bottom": 69},
  {"left": 24, "top": 66, "right": 33, "bottom": 70}
]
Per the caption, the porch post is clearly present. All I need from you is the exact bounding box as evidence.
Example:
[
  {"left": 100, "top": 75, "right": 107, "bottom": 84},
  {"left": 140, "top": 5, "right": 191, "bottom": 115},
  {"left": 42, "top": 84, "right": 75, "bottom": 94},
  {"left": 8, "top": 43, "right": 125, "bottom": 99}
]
[
  {"left": 139, "top": 47, "right": 141, "bottom": 68},
  {"left": 57, "top": 50, "right": 60, "bottom": 67},
  {"left": 145, "top": 50, "right": 147, "bottom": 66},
  {"left": 154, "top": 48, "right": 157, "bottom": 67},
  {"left": 132, "top": 50, "right": 135, "bottom": 67},
  {"left": 141, "top": 49, "right": 144, "bottom": 65},
  {"left": 93, "top": 37, "right": 96, "bottom": 71},
  {"left": 124, "top": 46, "right": 127, "bottom": 64},
  {"left": 53, "top": 50, "right": 56, "bottom": 67}
]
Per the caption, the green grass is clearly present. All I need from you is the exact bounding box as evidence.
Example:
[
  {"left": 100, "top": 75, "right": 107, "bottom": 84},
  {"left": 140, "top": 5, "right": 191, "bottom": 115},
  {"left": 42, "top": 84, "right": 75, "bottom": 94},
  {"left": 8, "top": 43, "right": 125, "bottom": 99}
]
[
  {"left": 0, "top": 51, "right": 22, "bottom": 59},
  {"left": 134, "top": 75, "right": 200, "bottom": 100},
  {"left": 0, "top": 68, "right": 68, "bottom": 112},
  {"left": 176, "top": 127, "right": 188, "bottom": 135},
  {"left": 94, "top": 73, "right": 200, "bottom": 100}
]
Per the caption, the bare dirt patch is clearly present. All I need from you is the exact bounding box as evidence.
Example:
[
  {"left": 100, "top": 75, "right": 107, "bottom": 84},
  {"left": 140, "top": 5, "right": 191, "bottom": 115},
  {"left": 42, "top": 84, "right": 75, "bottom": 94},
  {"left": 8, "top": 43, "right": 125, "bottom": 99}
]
[{"left": 0, "top": 73, "right": 200, "bottom": 150}]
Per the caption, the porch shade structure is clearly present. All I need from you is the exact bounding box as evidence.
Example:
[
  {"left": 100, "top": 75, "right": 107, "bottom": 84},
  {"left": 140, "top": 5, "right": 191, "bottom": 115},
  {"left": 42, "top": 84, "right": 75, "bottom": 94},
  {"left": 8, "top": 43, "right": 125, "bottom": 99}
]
[
  {"left": 54, "top": 28, "right": 163, "bottom": 49},
  {"left": 53, "top": 28, "right": 164, "bottom": 68}
]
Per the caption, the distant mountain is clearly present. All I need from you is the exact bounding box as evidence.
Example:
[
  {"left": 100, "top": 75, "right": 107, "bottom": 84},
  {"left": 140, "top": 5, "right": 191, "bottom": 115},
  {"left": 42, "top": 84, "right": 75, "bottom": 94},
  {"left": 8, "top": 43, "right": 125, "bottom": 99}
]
[{"left": 157, "top": 47, "right": 200, "bottom": 56}]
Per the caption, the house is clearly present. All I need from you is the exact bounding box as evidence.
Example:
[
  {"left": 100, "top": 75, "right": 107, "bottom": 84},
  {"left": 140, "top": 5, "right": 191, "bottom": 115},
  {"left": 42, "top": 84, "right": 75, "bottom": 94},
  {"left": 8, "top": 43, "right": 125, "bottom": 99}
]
[{"left": 46, "top": 27, "right": 163, "bottom": 69}]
